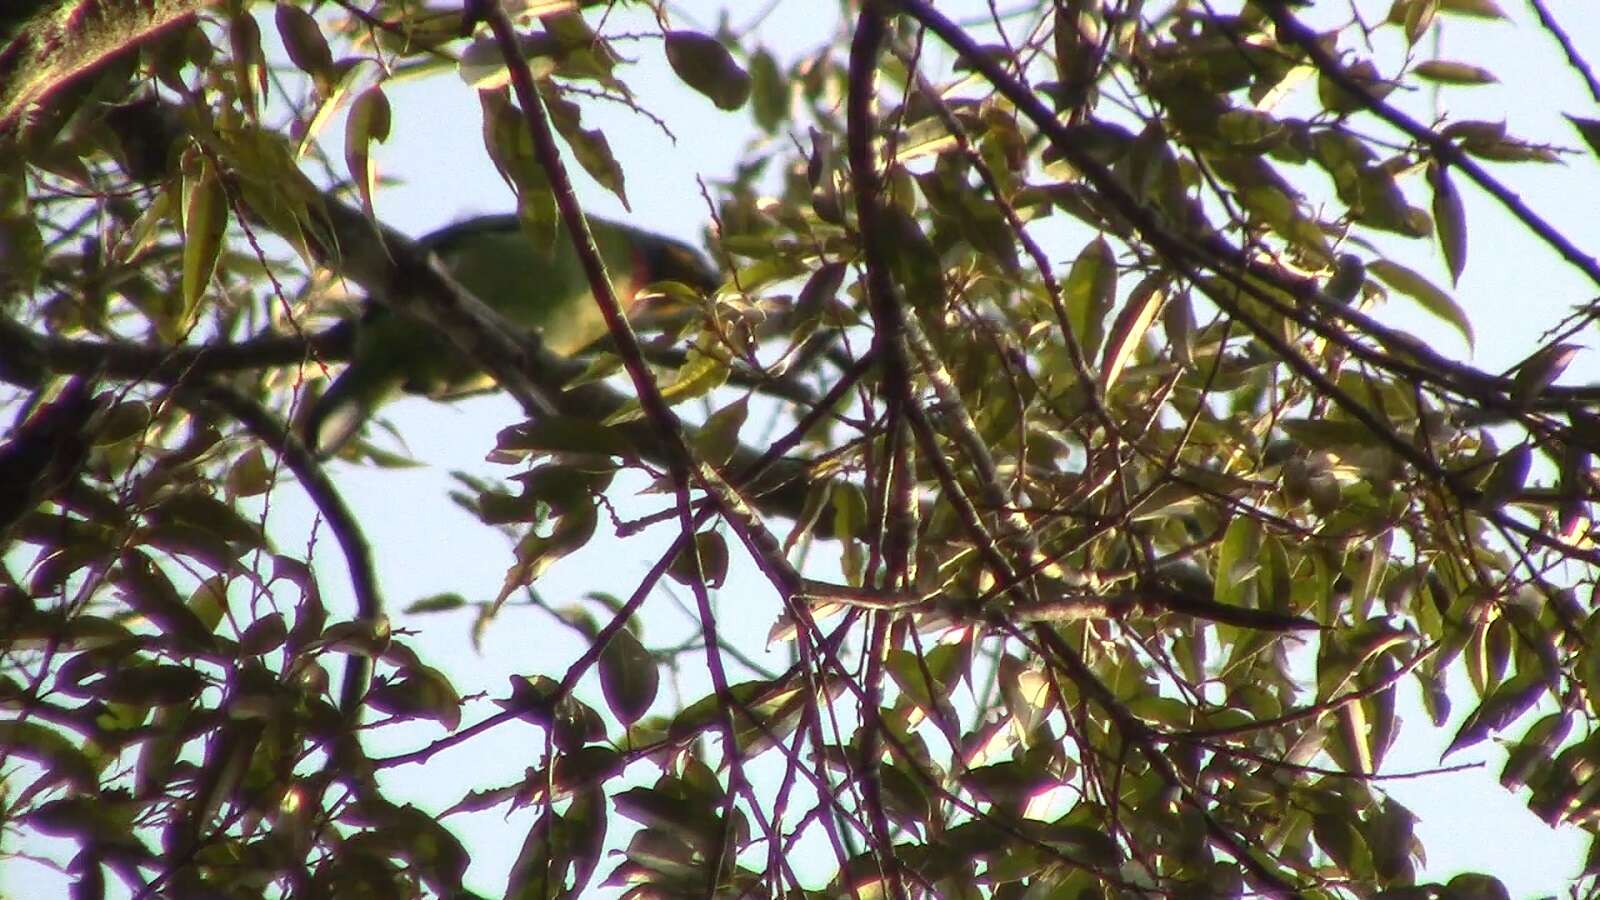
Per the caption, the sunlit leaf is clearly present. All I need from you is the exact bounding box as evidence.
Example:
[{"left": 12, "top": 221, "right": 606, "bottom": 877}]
[
  {"left": 179, "top": 159, "right": 227, "bottom": 339},
  {"left": 344, "top": 85, "right": 391, "bottom": 219},
  {"left": 1099, "top": 274, "right": 1164, "bottom": 391}
]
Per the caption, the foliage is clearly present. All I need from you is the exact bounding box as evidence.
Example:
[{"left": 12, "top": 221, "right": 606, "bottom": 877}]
[{"left": 3, "top": 0, "right": 1600, "bottom": 896}]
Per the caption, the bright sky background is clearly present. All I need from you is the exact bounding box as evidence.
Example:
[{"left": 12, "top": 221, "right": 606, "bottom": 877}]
[{"left": 7, "top": 2, "right": 1600, "bottom": 897}]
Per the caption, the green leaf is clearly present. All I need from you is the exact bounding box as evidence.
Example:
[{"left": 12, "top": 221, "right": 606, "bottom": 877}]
[
  {"left": 543, "top": 86, "right": 627, "bottom": 205},
  {"left": 1317, "top": 619, "right": 1412, "bottom": 701},
  {"left": 668, "top": 529, "right": 729, "bottom": 589},
  {"left": 1162, "top": 287, "right": 1194, "bottom": 367},
  {"left": 665, "top": 31, "right": 751, "bottom": 111},
  {"left": 296, "top": 59, "right": 370, "bottom": 159},
  {"left": 1427, "top": 162, "right": 1467, "bottom": 285},
  {"left": 0, "top": 212, "right": 43, "bottom": 302},
  {"left": 493, "top": 504, "right": 598, "bottom": 611},
  {"left": 879, "top": 205, "right": 943, "bottom": 306},
  {"left": 0, "top": 721, "right": 98, "bottom": 790},
  {"left": 274, "top": 4, "right": 333, "bottom": 82},
  {"left": 1442, "top": 873, "right": 1510, "bottom": 900},
  {"left": 91, "top": 664, "right": 205, "bottom": 706},
  {"left": 403, "top": 593, "right": 468, "bottom": 615},
  {"left": 1312, "top": 810, "right": 1367, "bottom": 873},
  {"left": 1440, "top": 0, "right": 1506, "bottom": 18},
  {"left": 1281, "top": 417, "right": 1383, "bottom": 451},
  {"left": 566, "top": 787, "right": 607, "bottom": 895},
  {"left": 1216, "top": 108, "right": 1286, "bottom": 152},
  {"left": 1319, "top": 59, "right": 1392, "bottom": 114},
  {"left": 224, "top": 445, "right": 272, "bottom": 497},
  {"left": 228, "top": 11, "right": 268, "bottom": 119},
  {"left": 1501, "top": 711, "right": 1572, "bottom": 790},
  {"left": 889, "top": 645, "right": 963, "bottom": 728},
  {"left": 1354, "top": 166, "right": 1431, "bottom": 236},
  {"left": 1099, "top": 274, "right": 1164, "bottom": 391},
  {"left": 1365, "top": 796, "right": 1417, "bottom": 882},
  {"left": 694, "top": 395, "right": 750, "bottom": 466},
  {"left": 457, "top": 15, "right": 618, "bottom": 89},
  {"left": 367, "top": 664, "right": 461, "bottom": 729},
  {"left": 504, "top": 809, "right": 556, "bottom": 900},
  {"left": 344, "top": 85, "right": 391, "bottom": 219},
  {"left": 494, "top": 416, "right": 632, "bottom": 458},
  {"left": 117, "top": 550, "right": 217, "bottom": 648},
  {"left": 1214, "top": 517, "right": 1261, "bottom": 608},
  {"left": 1512, "top": 343, "right": 1581, "bottom": 407},
  {"left": 603, "top": 345, "right": 728, "bottom": 425},
  {"left": 1063, "top": 236, "right": 1117, "bottom": 361},
  {"left": 599, "top": 625, "right": 658, "bottom": 725},
  {"left": 1368, "top": 258, "right": 1474, "bottom": 349},
  {"left": 749, "top": 48, "right": 787, "bottom": 132},
  {"left": 1443, "top": 673, "right": 1544, "bottom": 759},
  {"left": 179, "top": 159, "right": 227, "bottom": 340},
  {"left": 551, "top": 694, "right": 606, "bottom": 752},
  {"left": 613, "top": 784, "right": 721, "bottom": 848},
  {"left": 154, "top": 490, "right": 266, "bottom": 546},
  {"left": 239, "top": 612, "right": 288, "bottom": 655},
  {"left": 1412, "top": 60, "right": 1497, "bottom": 85},
  {"left": 1477, "top": 443, "right": 1532, "bottom": 510},
  {"left": 552, "top": 746, "right": 624, "bottom": 797}
]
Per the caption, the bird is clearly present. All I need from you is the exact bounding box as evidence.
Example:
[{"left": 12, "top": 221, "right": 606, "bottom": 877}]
[
  {"left": 0, "top": 375, "right": 103, "bottom": 542},
  {"left": 304, "top": 214, "right": 720, "bottom": 456}
]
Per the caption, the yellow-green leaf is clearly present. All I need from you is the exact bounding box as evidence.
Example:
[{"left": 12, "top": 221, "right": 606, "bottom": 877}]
[
  {"left": 1440, "top": 0, "right": 1505, "bottom": 19},
  {"left": 1395, "top": 0, "right": 1439, "bottom": 44},
  {"left": 603, "top": 346, "right": 729, "bottom": 425},
  {"left": 749, "top": 48, "right": 787, "bottom": 132},
  {"left": 344, "top": 85, "right": 391, "bottom": 220},
  {"left": 229, "top": 11, "right": 268, "bottom": 119},
  {"left": 1413, "top": 60, "right": 1497, "bottom": 85},
  {"left": 297, "top": 59, "right": 370, "bottom": 158},
  {"left": 180, "top": 160, "right": 227, "bottom": 339}
]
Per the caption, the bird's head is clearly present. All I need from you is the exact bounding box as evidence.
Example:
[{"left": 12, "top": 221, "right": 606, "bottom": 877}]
[{"left": 626, "top": 230, "right": 721, "bottom": 321}]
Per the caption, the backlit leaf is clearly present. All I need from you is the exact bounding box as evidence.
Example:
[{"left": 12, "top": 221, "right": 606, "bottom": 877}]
[{"left": 1369, "top": 258, "right": 1474, "bottom": 349}]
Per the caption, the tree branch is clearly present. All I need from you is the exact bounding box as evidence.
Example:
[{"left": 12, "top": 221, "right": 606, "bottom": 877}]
[{"left": 176, "top": 380, "right": 382, "bottom": 717}]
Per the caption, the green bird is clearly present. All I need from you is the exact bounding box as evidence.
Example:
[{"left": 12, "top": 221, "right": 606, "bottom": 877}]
[{"left": 305, "top": 214, "right": 719, "bottom": 456}]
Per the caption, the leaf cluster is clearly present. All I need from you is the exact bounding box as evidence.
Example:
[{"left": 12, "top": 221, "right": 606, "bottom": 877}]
[{"left": 3, "top": 0, "right": 1600, "bottom": 897}]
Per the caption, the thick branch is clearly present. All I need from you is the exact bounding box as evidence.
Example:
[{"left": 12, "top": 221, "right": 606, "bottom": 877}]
[{"left": 0, "top": 0, "right": 203, "bottom": 135}]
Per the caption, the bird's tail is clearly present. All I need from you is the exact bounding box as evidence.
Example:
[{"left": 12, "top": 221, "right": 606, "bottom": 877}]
[{"left": 302, "top": 363, "right": 402, "bottom": 458}]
